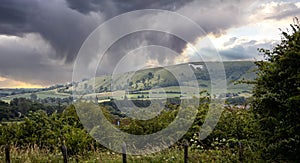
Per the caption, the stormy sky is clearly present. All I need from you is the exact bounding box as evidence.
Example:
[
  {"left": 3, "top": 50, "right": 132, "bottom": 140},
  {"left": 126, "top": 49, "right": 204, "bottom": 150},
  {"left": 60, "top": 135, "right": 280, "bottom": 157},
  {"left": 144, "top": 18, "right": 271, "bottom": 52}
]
[{"left": 0, "top": 0, "right": 299, "bottom": 88}]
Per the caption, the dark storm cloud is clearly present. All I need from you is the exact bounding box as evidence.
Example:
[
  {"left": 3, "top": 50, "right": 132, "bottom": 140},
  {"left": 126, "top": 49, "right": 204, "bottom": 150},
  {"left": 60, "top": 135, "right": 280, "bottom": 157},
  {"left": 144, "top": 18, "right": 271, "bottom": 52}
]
[
  {"left": 0, "top": 0, "right": 258, "bottom": 63},
  {"left": 0, "top": 0, "right": 104, "bottom": 85},
  {"left": 0, "top": 0, "right": 103, "bottom": 63},
  {"left": 0, "top": 0, "right": 36, "bottom": 35},
  {"left": 96, "top": 31, "right": 187, "bottom": 75},
  {"left": 66, "top": 0, "right": 258, "bottom": 36},
  {"left": 66, "top": 0, "right": 194, "bottom": 15},
  {"left": 0, "top": 0, "right": 196, "bottom": 66},
  {"left": 0, "top": 0, "right": 262, "bottom": 85},
  {"left": 89, "top": 0, "right": 260, "bottom": 76}
]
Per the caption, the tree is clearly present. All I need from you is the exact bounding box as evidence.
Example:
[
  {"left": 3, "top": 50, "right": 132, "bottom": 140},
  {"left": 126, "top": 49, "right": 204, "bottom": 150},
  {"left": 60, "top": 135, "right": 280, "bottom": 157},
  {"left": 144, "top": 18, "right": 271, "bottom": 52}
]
[
  {"left": 252, "top": 18, "right": 300, "bottom": 161},
  {"left": 30, "top": 93, "right": 38, "bottom": 101},
  {"left": 148, "top": 72, "right": 154, "bottom": 79}
]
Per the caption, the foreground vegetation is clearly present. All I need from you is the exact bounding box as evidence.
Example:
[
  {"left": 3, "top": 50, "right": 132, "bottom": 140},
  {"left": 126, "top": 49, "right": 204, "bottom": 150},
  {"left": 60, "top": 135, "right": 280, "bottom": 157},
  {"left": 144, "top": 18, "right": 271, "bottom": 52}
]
[
  {"left": 0, "top": 103, "right": 261, "bottom": 162},
  {"left": 0, "top": 145, "right": 260, "bottom": 162}
]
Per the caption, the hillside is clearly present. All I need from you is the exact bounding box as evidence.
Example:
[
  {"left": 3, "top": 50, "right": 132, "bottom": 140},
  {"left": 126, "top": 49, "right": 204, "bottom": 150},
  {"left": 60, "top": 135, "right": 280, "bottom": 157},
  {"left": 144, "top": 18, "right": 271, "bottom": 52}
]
[{"left": 0, "top": 61, "right": 256, "bottom": 101}]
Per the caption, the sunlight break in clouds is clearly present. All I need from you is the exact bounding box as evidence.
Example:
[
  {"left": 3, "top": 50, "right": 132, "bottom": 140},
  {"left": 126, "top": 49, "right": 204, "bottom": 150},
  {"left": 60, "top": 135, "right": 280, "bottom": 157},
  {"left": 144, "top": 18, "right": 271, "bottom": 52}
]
[{"left": 178, "top": 0, "right": 300, "bottom": 62}]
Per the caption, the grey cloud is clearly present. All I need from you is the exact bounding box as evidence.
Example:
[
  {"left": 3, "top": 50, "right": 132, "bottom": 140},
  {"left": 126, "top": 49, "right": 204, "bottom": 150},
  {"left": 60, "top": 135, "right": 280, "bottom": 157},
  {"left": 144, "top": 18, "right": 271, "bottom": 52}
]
[
  {"left": 66, "top": 0, "right": 194, "bottom": 15},
  {"left": 176, "top": 0, "right": 258, "bottom": 36},
  {"left": 266, "top": 8, "right": 300, "bottom": 20},
  {"left": 0, "top": 0, "right": 258, "bottom": 64},
  {"left": 0, "top": 0, "right": 104, "bottom": 85},
  {"left": 96, "top": 31, "right": 187, "bottom": 75},
  {"left": 0, "top": 0, "right": 36, "bottom": 35},
  {"left": 0, "top": 0, "right": 104, "bottom": 63},
  {"left": 220, "top": 45, "right": 253, "bottom": 60},
  {"left": 219, "top": 39, "right": 277, "bottom": 60},
  {"left": 0, "top": 37, "right": 73, "bottom": 85},
  {"left": 263, "top": 2, "right": 300, "bottom": 20},
  {"left": 223, "top": 37, "right": 238, "bottom": 47},
  {"left": 0, "top": 0, "right": 266, "bottom": 85}
]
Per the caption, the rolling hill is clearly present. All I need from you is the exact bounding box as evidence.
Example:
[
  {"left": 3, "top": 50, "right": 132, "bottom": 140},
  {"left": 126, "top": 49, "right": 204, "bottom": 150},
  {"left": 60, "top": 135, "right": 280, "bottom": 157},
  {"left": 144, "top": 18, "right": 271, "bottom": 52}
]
[{"left": 0, "top": 61, "right": 257, "bottom": 102}]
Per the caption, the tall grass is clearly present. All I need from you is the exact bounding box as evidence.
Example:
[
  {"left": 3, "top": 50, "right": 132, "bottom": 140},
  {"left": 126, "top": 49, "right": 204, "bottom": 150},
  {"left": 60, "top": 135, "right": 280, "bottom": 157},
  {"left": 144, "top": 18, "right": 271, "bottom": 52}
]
[{"left": 0, "top": 144, "right": 261, "bottom": 162}]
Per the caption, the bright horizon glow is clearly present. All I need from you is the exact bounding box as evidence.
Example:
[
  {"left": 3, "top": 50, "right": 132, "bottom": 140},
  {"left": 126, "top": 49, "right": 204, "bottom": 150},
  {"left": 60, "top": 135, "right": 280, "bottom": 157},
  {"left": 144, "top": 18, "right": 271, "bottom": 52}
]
[{"left": 0, "top": 76, "right": 45, "bottom": 89}]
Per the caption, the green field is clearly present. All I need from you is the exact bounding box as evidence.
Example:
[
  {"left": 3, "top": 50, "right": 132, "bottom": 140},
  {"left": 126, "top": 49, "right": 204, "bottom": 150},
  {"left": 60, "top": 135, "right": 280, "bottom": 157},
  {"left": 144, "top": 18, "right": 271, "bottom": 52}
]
[
  {"left": 0, "top": 61, "right": 256, "bottom": 102},
  {"left": 0, "top": 90, "right": 70, "bottom": 102}
]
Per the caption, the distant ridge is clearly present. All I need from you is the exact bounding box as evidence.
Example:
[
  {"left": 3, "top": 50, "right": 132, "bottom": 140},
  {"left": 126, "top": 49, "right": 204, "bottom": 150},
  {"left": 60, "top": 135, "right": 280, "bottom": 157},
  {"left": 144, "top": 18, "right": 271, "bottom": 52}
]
[{"left": 0, "top": 61, "right": 256, "bottom": 101}]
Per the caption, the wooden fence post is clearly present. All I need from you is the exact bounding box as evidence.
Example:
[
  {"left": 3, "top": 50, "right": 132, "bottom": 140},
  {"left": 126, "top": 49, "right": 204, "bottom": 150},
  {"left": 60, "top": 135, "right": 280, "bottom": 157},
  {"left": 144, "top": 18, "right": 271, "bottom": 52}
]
[
  {"left": 61, "top": 144, "right": 68, "bottom": 163},
  {"left": 5, "top": 144, "right": 10, "bottom": 163},
  {"left": 184, "top": 141, "right": 189, "bottom": 163},
  {"left": 122, "top": 142, "right": 127, "bottom": 163},
  {"left": 238, "top": 141, "right": 243, "bottom": 163}
]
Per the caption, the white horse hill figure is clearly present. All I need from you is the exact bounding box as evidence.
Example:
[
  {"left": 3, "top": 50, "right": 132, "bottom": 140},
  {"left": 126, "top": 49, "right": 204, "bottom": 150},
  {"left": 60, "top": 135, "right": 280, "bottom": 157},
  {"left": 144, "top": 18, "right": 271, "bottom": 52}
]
[{"left": 189, "top": 63, "right": 204, "bottom": 71}]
